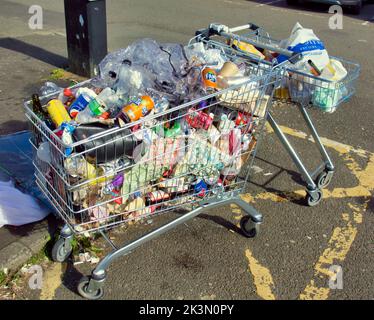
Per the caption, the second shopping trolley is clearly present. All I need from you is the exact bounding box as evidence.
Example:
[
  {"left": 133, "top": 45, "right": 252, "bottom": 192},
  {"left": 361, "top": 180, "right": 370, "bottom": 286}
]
[{"left": 194, "top": 23, "right": 360, "bottom": 206}]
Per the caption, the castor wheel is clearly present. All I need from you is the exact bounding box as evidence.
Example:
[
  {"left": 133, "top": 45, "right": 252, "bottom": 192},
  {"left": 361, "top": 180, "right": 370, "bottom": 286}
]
[
  {"left": 240, "top": 215, "right": 260, "bottom": 238},
  {"left": 306, "top": 189, "right": 323, "bottom": 207},
  {"left": 77, "top": 276, "right": 104, "bottom": 300},
  {"left": 316, "top": 170, "right": 333, "bottom": 189},
  {"left": 51, "top": 238, "right": 72, "bottom": 263}
]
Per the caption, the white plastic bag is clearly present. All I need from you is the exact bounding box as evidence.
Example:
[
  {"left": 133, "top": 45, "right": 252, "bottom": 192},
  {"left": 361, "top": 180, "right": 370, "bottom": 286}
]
[
  {"left": 319, "top": 59, "right": 347, "bottom": 81},
  {"left": 278, "top": 22, "right": 330, "bottom": 73},
  {"left": 0, "top": 180, "right": 49, "bottom": 228},
  {"left": 311, "top": 59, "right": 348, "bottom": 112}
]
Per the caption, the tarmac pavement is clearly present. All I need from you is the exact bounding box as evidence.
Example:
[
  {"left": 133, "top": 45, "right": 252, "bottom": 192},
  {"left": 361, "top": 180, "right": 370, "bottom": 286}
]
[{"left": 0, "top": 0, "right": 373, "bottom": 300}]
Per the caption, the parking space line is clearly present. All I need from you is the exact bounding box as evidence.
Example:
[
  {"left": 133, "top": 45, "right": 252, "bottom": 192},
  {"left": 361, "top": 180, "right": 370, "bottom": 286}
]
[
  {"left": 238, "top": 185, "right": 370, "bottom": 206},
  {"left": 240, "top": 124, "right": 373, "bottom": 300},
  {"left": 299, "top": 201, "right": 367, "bottom": 300},
  {"left": 299, "top": 150, "right": 373, "bottom": 299},
  {"left": 270, "top": 124, "right": 370, "bottom": 157},
  {"left": 256, "top": 0, "right": 284, "bottom": 8},
  {"left": 245, "top": 249, "right": 276, "bottom": 300}
]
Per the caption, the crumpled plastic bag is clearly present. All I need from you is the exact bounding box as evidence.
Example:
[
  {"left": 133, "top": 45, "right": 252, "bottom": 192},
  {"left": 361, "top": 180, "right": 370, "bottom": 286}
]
[
  {"left": 184, "top": 42, "right": 226, "bottom": 69},
  {"left": 277, "top": 22, "right": 330, "bottom": 73},
  {"left": 114, "top": 63, "right": 156, "bottom": 100},
  {"left": 97, "top": 48, "right": 128, "bottom": 87},
  {"left": 39, "top": 81, "right": 62, "bottom": 96},
  {"left": 98, "top": 39, "right": 189, "bottom": 95}
]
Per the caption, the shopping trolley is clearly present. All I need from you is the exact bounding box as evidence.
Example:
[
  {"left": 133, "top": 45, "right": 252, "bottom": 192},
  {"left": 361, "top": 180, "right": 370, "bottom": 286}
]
[
  {"left": 24, "top": 36, "right": 288, "bottom": 299},
  {"left": 194, "top": 23, "right": 360, "bottom": 206}
]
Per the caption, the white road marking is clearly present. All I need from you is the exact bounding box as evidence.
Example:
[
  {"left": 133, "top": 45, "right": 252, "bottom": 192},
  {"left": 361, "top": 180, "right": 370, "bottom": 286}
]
[{"left": 256, "top": 0, "right": 284, "bottom": 7}]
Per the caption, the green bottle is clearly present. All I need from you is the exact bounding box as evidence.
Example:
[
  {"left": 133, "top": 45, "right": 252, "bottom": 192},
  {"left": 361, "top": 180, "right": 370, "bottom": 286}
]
[{"left": 31, "top": 94, "right": 54, "bottom": 129}]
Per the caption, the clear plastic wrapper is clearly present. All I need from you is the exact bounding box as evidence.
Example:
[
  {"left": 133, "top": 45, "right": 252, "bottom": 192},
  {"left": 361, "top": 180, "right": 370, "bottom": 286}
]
[{"left": 39, "top": 81, "right": 62, "bottom": 96}]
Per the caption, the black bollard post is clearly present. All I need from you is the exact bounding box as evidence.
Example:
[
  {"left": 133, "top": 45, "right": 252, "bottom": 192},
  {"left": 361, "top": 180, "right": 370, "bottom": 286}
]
[{"left": 64, "top": 0, "right": 107, "bottom": 77}]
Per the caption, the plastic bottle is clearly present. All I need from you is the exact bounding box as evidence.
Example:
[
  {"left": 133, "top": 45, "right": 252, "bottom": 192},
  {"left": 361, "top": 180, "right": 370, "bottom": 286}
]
[
  {"left": 75, "top": 87, "right": 120, "bottom": 124},
  {"left": 164, "top": 122, "right": 181, "bottom": 138},
  {"left": 153, "top": 96, "right": 169, "bottom": 114},
  {"left": 242, "top": 134, "right": 251, "bottom": 151},
  {"left": 218, "top": 114, "right": 235, "bottom": 133},
  {"left": 37, "top": 142, "right": 52, "bottom": 163},
  {"left": 46, "top": 99, "right": 71, "bottom": 127},
  {"left": 58, "top": 88, "right": 75, "bottom": 106},
  {"left": 75, "top": 87, "right": 97, "bottom": 99},
  {"left": 64, "top": 155, "right": 96, "bottom": 182},
  {"left": 69, "top": 91, "right": 95, "bottom": 118},
  {"left": 97, "top": 87, "right": 121, "bottom": 110},
  {"left": 31, "top": 94, "right": 47, "bottom": 117},
  {"left": 75, "top": 106, "right": 98, "bottom": 124},
  {"left": 31, "top": 94, "right": 54, "bottom": 129},
  {"left": 61, "top": 122, "right": 75, "bottom": 156}
]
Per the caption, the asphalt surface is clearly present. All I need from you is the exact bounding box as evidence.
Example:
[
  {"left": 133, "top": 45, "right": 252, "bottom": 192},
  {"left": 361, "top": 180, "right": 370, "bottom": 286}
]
[{"left": 0, "top": 0, "right": 373, "bottom": 300}]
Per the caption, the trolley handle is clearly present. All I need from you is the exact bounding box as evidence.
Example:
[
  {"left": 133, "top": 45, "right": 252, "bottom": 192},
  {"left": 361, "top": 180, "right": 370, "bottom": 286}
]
[
  {"left": 228, "top": 23, "right": 260, "bottom": 33},
  {"left": 196, "top": 23, "right": 301, "bottom": 63}
]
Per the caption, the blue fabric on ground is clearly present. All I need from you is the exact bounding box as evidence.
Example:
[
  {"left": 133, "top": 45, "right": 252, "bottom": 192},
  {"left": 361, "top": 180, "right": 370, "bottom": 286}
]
[{"left": 0, "top": 131, "right": 53, "bottom": 211}]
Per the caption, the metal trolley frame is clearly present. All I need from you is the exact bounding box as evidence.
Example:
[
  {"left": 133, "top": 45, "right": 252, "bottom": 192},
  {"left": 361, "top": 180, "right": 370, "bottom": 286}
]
[
  {"left": 25, "top": 35, "right": 287, "bottom": 299},
  {"left": 195, "top": 23, "right": 360, "bottom": 206}
]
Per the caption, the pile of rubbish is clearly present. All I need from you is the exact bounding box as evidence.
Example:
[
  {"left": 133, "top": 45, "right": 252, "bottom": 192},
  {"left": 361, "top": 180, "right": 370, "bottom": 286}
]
[{"left": 32, "top": 38, "right": 268, "bottom": 230}]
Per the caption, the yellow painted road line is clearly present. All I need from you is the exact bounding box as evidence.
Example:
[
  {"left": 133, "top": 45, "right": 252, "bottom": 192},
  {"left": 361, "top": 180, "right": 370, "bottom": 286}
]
[
  {"left": 346, "top": 153, "right": 374, "bottom": 191},
  {"left": 299, "top": 201, "right": 367, "bottom": 300},
  {"left": 238, "top": 185, "right": 371, "bottom": 205},
  {"left": 40, "top": 263, "right": 63, "bottom": 300},
  {"left": 274, "top": 124, "right": 370, "bottom": 157},
  {"left": 243, "top": 124, "right": 374, "bottom": 300},
  {"left": 245, "top": 249, "right": 276, "bottom": 300},
  {"left": 299, "top": 147, "right": 373, "bottom": 300}
]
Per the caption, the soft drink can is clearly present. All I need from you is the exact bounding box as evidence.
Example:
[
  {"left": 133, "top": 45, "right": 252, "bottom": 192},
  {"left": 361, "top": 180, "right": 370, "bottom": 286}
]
[
  {"left": 145, "top": 190, "right": 170, "bottom": 206},
  {"left": 201, "top": 67, "right": 218, "bottom": 90}
]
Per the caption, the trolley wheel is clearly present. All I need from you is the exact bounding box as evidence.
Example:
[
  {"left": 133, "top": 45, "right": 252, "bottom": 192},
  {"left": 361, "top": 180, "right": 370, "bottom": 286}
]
[
  {"left": 77, "top": 277, "right": 104, "bottom": 300},
  {"left": 51, "top": 238, "right": 72, "bottom": 263},
  {"left": 240, "top": 216, "right": 259, "bottom": 238},
  {"left": 306, "top": 190, "right": 323, "bottom": 207},
  {"left": 316, "top": 170, "right": 333, "bottom": 189}
]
